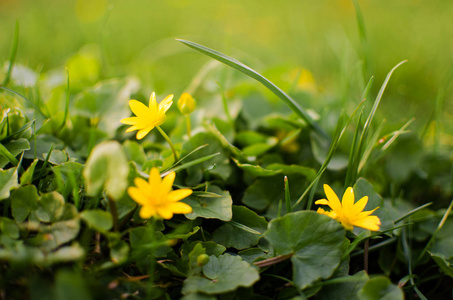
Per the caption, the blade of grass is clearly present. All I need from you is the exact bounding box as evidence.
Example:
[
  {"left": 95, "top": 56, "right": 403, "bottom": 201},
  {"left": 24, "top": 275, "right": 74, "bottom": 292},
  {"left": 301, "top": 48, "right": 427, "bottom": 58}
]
[
  {"left": 344, "top": 110, "right": 363, "bottom": 188},
  {"left": 0, "top": 120, "right": 35, "bottom": 143},
  {"left": 351, "top": 0, "right": 373, "bottom": 79},
  {"left": 0, "top": 87, "right": 46, "bottom": 118},
  {"left": 229, "top": 221, "right": 261, "bottom": 235},
  {"left": 176, "top": 38, "right": 328, "bottom": 139},
  {"left": 350, "top": 61, "right": 406, "bottom": 183},
  {"left": 294, "top": 99, "right": 366, "bottom": 210},
  {"left": 160, "top": 152, "right": 220, "bottom": 177},
  {"left": 401, "top": 228, "right": 428, "bottom": 300},
  {"left": 59, "top": 67, "right": 71, "bottom": 133},
  {"left": 380, "top": 118, "right": 414, "bottom": 151},
  {"left": 344, "top": 76, "right": 373, "bottom": 187},
  {"left": 417, "top": 199, "right": 453, "bottom": 264},
  {"left": 394, "top": 202, "right": 433, "bottom": 224},
  {"left": 0, "top": 143, "right": 19, "bottom": 166},
  {"left": 1, "top": 21, "right": 19, "bottom": 87},
  {"left": 284, "top": 176, "right": 291, "bottom": 214},
  {"left": 357, "top": 118, "right": 385, "bottom": 172}
]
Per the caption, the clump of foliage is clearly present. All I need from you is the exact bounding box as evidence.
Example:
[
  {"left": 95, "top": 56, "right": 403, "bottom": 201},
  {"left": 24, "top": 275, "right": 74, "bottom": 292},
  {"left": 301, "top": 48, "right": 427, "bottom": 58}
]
[{"left": 1, "top": 21, "right": 452, "bottom": 300}]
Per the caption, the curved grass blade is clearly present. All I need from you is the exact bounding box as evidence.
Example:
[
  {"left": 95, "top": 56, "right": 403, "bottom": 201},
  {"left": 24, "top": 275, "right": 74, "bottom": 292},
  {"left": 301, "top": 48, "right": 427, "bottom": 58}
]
[
  {"left": 176, "top": 38, "right": 328, "bottom": 139},
  {"left": 0, "top": 143, "right": 19, "bottom": 166},
  {"left": 2, "top": 21, "right": 19, "bottom": 87},
  {"left": 0, "top": 120, "right": 35, "bottom": 143}
]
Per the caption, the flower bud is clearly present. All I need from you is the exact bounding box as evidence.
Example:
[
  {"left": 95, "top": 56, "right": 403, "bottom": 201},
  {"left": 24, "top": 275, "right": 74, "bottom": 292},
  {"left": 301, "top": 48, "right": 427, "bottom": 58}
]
[
  {"left": 177, "top": 93, "right": 196, "bottom": 115},
  {"left": 196, "top": 254, "right": 210, "bottom": 266}
]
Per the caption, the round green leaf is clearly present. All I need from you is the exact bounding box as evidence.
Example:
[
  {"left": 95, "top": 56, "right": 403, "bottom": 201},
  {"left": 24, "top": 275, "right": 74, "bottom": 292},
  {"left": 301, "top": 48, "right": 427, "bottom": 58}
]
[
  {"left": 213, "top": 205, "right": 267, "bottom": 250},
  {"left": 357, "top": 276, "right": 403, "bottom": 300},
  {"left": 81, "top": 209, "right": 113, "bottom": 232},
  {"left": 11, "top": 185, "right": 39, "bottom": 222},
  {"left": 184, "top": 186, "right": 232, "bottom": 221},
  {"left": 263, "top": 211, "right": 346, "bottom": 290},
  {"left": 83, "top": 141, "right": 129, "bottom": 200},
  {"left": 182, "top": 254, "right": 260, "bottom": 295},
  {"left": 0, "top": 167, "right": 19, "bottom": 200}
]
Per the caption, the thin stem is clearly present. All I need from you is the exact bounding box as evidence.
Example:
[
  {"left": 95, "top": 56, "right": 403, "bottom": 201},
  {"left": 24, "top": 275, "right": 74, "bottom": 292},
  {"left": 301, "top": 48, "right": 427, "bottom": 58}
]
[
  {"left": 185, "top": 115, "right": 192, "bottom": 138},
  {"left": 156, "top": 126, "right": 179, "bottom": 162},
  {"left": 364, "top": 239, "right": 369, "bottom": 273},
  {"left": 254, "top": 253, "right": 293, "bottom": 268},
  {"left": 108, "top": 196, "right": 119, "bottom": 232}
]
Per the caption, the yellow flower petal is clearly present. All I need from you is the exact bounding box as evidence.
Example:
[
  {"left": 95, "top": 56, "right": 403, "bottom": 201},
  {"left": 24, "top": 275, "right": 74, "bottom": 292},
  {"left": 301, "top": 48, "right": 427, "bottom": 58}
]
[
  {"left": 167, "top": 202, "right": 193, "bottom": 214},
  {"left": 161, "top": 171, "right": 176, "bottom": 196},
  {"left": 352, "top": 196, "right": 369, "bottom": 215},
  {"left": 125, "top": 125, "right": 140, "bottom": 133},
  {"left": 352, "top": 215, "right": 381, "bottom": 231},
  {"left": 136, "top": 127, "right": 153, "bottom": 140},
  {"left": 127, "top": 186, "right": 148, "bottom": 206},
  {"left": 120, "top": 117, "right": 139, "bottom": 125},
  {"left": 158, "top": 94, "right": 174, "bottom": 114},
  {"left": 167, "top": 189, "right": 193, "bottom": 202},
  {"left": 342, "top": 187, "right": 355, "bottom": 212},
  {"left": 149, "top": 92, "right": 158, "bottom": 111},
  {"left": 140, "top": 205, "right": 156, "bottom": 219},
  {"left": 157, "top": 207, "right": 173, "bottom": 219},
  {"left": 148, "top": 168, "right": 161, "bottom": 188},
  {"left": 323, "top": 184, "right": 342, "bottom": 212},
  {"left": 129, "top": 100, "right": 149, "bottom": 117}
]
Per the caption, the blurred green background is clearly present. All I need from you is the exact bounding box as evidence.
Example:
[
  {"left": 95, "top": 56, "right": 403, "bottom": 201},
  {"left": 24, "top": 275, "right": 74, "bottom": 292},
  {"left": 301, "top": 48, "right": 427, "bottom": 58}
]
[{"left": 1, "top": 0, "right": 452, "bottom": 140}]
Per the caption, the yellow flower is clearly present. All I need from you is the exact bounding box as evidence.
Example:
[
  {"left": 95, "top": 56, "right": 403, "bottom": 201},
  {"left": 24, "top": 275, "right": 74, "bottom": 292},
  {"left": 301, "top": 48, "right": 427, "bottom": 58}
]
[
  {"left": 127, "top": 168, "right": 193, "bottom": 219},
  {"left": 121, "top": 92, "right": 173, "bottom": 140},
  {"left": 177, "top": 92, "right": 196, "bottom": 115},
  {"left": 315, "top": 184, "right": 381, "bottom": 231}
]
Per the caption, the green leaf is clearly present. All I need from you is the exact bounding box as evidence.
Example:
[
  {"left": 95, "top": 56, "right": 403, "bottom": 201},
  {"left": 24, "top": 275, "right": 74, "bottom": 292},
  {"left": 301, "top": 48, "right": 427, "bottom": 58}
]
[
  {"left": 109, "top": 237, "right": 130, "bottom": 265},
  {"left": 73, "top": 78, "right": 139, "bottom": 135},
  {"left": 233, "top": 158, "right": 281, "bottom": 177},
  {"left": 0, "top": 217, "right": 20, "bottom": 239},
  {"left": 429, "top": 253, "right": 453, "bottom": 278},
  {"left": 55, "top": 269, "right": 92, "bottom": 300},
  {"left": 317, "top": 270, "right": 369, "bottom": 300},
  {"left": 213, "top": 205, "right": 267, "bottom": 250},
  {"left": 181, "top": 132, "right": 231, "bottom": 185},
  {"left": 188, "top": 243, "right": 207, "bottom": 272},
  {"left": 263, "top": 211, "right": 346, "bottom": 290},
  {"left": 177, "top": 39, "right": 327, "bottom": 138},
  {"left": 83, "top": 141, "right": 129, "bottom": 200},
  {"left": 37, "top": 219, "right": 81, "bottom": 251},
  {"left": 182, "top": 254, "right": 260, "bottom": 295},
  {"left": 357, "top": 276, "right": 404, "bottom": 300},
  {"left": 184, "top": 185, "right": 232, "bottom": 221},
  {"left": 353, "top": 178, "right": 394, "bottom": 233},
  {"left": 129, "top": 226, "right": 170, "bottom": 258},
  {"left": 123, "top": 140, "right": 147, "bottom": 165},
  {"left": 51, "top": 162, "right": 84, "bottom": 200},
  {"left": 80, "top": 210, "right": 113, "bottom": 232},
  {"left": 0, "top": 167, "right": 19, "bottom": 200},
  {"left": 45, "top": 243, "right": 85, "bottom": 265},
  {"left": 20, "top": 159, "right": 38, "bottom": 186},
  {"left": 11, "top": 185, "right": 39, "bottom": 222},
  {"left": 266, "top": 163, "right": 317, "bottom": 180},
  {"left": 32, "top": 192, "right": 65, "bottom": 223},
  {"left": 242, "top": 140, "right": 278, "bottom": 157},
  {"left": 242, "top": 177, "right": 283, "bottom": 211}
]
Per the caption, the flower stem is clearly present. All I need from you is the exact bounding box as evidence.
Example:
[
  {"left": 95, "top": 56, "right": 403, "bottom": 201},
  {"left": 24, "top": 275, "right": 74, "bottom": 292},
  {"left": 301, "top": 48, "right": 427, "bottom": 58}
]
[
  {"left": 185, "top": 115, "right": 192, "bottom": 138},
  {"left": 156, "top": 126, "right": 178, "bottom": 162},
  {"left": 108, "top": 196, "right": 119, "bottom": 232}
]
